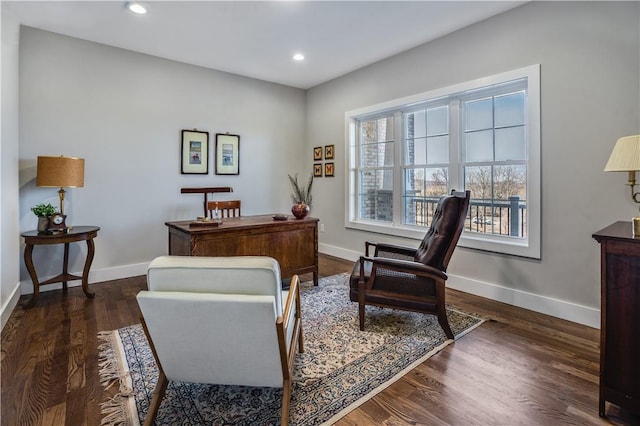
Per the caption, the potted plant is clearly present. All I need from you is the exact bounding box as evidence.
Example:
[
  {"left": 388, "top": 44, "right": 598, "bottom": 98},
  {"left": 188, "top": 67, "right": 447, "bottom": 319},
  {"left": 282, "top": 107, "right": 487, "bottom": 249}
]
[
  {"left": 288, "top": 173, "right": 313, "bottom": 219},
  {"left": 31, "top": 203, "right": 56, "bottom": 232}
]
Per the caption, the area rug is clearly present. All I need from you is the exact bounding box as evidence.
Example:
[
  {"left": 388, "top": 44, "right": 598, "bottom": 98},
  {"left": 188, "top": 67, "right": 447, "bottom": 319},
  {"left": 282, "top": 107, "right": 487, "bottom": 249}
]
[{"left": 98, "top": 273, "right": 484, "bottom": 425}]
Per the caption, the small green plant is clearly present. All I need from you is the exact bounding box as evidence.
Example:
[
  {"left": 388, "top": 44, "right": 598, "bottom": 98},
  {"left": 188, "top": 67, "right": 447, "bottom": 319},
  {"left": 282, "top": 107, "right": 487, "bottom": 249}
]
[
  {"left": 288, "top": 173, "right": 313, "bottom": 206},
  {"left": 31, "top": 203, "right": 56, "bottom": 217}
]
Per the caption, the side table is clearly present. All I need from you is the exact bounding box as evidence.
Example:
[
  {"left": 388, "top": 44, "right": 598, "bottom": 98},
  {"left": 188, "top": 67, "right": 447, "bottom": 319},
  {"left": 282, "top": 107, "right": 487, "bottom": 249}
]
[{"left": 21, "top": 225, "right": 100, "bottom": 308}]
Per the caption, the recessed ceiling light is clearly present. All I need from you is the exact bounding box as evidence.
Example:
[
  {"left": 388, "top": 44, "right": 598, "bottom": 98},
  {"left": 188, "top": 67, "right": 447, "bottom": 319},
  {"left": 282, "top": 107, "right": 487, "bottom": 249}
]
[
  {"left": 293, "top": 53, "right": 305, "bottom": 61},
  {"left": 126, "top": 2, "right": 147, "bottom": 14}
]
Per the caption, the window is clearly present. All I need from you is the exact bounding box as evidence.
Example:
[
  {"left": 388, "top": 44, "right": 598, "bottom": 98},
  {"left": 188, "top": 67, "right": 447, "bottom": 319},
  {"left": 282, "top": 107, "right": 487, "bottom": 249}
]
[{"left": 346, "top": 65, "right": 540, "bottom": 258}]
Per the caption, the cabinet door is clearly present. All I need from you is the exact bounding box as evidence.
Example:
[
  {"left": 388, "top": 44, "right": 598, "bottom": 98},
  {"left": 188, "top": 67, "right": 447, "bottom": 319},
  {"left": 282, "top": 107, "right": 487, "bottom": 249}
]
[{"left": 604, "top": 242, "right": 640, "bottom": 399}]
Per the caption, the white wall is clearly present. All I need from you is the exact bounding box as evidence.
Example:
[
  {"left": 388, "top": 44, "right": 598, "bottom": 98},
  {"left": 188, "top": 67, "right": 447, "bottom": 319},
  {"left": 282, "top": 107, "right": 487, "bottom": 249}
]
[
  {"left": 307, "top": 1, "right": 640, "bottom": 328},
  {"left": 17, "top": 28, "right": 306, "bottom": 296},
  {"left": 1, "top": 5, "right": 22, "bottom": 328}
]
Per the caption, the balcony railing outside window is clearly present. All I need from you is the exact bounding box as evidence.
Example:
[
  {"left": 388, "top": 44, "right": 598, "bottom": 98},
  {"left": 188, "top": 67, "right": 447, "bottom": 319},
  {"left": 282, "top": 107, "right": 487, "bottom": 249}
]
[{"left": 404, "top": 196, "right": 526, "bottom": 238}]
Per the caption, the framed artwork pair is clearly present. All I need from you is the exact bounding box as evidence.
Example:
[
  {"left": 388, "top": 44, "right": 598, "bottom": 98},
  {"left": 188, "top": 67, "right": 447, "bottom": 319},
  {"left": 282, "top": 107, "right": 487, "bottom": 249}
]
[
  {"left": 181, "top": 130, "right": 239, "bottom": 175},
  {"left": 314, "top": 144, "right": 334, "bottom": 177}
]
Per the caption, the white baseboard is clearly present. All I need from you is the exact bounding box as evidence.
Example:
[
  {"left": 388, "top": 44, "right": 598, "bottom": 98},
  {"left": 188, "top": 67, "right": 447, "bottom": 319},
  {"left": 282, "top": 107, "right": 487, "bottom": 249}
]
[
  {"left": 1, "top": 281, "right": 22, "bottom": 331},
  {"left": 319, "top": 244, "right": 600, "bottom": 329},
  {"left": 319, "top": 242, "right": 361, "bottom": 262},
  {"left": 18, "top": 261, "right": 150, "bottom": 295},
  {"left": 446, "top": 275, "right": 600, "bottom": 329}
]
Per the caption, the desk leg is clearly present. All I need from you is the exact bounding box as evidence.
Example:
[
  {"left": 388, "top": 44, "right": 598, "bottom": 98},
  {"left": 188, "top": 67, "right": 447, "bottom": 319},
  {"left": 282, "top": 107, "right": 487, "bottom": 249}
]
[
  {"left": 62, "top": 242, "right": 70, "bottom": 291},
  {"left": 82, "top": 239, "right": 96, "bottom": 299},
  {"left": 23, "top": 244, "right": 39, "bottom": 309},
  {"left": 313, "top": 270, "right": 318, "bottom": 286}
]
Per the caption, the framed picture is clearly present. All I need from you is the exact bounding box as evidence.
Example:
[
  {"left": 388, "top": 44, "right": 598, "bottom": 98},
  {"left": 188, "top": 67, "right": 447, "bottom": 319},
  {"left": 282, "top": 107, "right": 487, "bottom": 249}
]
[
  {"left": 215, "top": 133, "right": 240, "bottom": 175},
  {"left": 325, "top": 162, "right": 334, "bottom": 177},
  {"left": 314, "top": 146, "right": 323, "bottom": 161},
  {"left": 324, "top": 144, "right": 335, "bottom": 160},
  {"left": 314, "top": 163, "right": 323, "bottom": 177},
  {"left": 181, "top": 130, "right": 209, "bottom": 174}
]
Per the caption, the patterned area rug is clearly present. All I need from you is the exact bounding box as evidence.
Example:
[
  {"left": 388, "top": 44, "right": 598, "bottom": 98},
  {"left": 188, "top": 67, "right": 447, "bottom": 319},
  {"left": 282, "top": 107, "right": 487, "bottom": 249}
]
[{"left": 98, "top": 273, "right": 483, "bottom": 425}]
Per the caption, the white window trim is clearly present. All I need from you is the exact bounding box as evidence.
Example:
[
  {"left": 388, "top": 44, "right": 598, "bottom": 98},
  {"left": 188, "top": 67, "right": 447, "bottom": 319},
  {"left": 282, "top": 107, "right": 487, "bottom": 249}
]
[{"left": 344, "top": 64, "right": 541, "bottom": 259}]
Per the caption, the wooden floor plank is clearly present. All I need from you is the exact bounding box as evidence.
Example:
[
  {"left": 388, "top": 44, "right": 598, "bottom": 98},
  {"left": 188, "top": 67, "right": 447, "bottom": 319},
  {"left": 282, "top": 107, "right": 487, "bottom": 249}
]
[{"left": 2, "top": 254, "right": 639, "bottom": 425}]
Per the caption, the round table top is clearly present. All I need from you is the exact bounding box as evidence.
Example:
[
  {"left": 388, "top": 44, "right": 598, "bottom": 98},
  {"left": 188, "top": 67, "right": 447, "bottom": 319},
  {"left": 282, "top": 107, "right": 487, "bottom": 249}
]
[{"left": 21, "top": 225, "right": 100, "bottom": 239}]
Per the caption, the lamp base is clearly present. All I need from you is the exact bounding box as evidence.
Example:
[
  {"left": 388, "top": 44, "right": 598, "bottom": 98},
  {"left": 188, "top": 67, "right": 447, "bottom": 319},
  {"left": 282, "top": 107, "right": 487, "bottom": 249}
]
[{"left": 633, "top": 216, "right": 640, "bottom": 238}]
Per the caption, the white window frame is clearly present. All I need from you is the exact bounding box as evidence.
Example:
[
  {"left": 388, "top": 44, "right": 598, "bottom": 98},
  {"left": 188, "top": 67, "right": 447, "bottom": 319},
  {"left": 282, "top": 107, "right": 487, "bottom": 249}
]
[{"left": 345, "top": 65, "right": 541, "bottom": 259}]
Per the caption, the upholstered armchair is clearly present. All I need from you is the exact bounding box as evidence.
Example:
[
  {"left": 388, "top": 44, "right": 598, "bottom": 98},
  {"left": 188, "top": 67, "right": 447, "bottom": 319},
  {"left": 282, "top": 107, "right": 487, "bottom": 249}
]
[
  {"left": 349, "top": 190, "right": 470, "bottom": 339},
  {"left": 136, "top": 255, "right": 304, "bottom": 426}
]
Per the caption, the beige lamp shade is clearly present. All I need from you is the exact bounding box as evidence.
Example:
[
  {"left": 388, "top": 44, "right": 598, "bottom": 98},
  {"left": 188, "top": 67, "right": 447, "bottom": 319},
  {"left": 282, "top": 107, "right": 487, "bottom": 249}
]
[
  {"left": 604, "top": 135, "right": 640, "bottom": 172},
  {"left": 36, "top": 156, "right": 85, "bottom": 188}
]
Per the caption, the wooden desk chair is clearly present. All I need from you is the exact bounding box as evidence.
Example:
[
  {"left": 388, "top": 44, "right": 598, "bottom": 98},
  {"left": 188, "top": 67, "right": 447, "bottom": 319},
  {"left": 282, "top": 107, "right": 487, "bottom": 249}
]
[
  {"left": 207, "top": 200, "right": 241, "bottom": 218},
  {"left": 180, "top": 187, "right": 233, "bottom": 217}
]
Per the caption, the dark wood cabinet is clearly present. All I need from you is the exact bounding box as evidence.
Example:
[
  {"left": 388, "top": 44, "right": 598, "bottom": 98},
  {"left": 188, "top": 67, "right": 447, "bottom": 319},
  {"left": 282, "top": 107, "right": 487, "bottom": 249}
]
[
  {"left": 593, "top": 222, "right": 640, "bottom": 417},
  {"left": 166, "top": 215, "right": 318, "bottom": 285}
]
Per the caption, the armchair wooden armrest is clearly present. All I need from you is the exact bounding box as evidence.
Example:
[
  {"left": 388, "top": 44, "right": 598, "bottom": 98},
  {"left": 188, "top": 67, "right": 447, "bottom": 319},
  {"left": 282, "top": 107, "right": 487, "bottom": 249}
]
[
  {"left": 366, "top": 242, "right": 417, "bottom": 259},
  {"left": 276, "top": 274, "right": 304, "bottom": 426},
  {"left": 358, "top": 255, "right": 447, "bottom": 283},
  {"left": 370, "top": 257, "right": 448, "bottom": 281},
  {"left": 278, "top": 274, "right": 304, "bottom": 357}
]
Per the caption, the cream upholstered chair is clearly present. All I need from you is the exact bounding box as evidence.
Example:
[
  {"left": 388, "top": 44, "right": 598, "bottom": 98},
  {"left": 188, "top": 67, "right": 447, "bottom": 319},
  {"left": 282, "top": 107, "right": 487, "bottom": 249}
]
[{"left": 136, "top": 255, "right": 304, "bottom": 426}]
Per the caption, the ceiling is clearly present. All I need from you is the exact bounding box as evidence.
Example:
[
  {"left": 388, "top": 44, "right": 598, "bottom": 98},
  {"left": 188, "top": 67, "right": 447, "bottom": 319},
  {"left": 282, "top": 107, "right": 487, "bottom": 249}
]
[{"left": 4, "top": 1, "right": 525, "bottom": 89}]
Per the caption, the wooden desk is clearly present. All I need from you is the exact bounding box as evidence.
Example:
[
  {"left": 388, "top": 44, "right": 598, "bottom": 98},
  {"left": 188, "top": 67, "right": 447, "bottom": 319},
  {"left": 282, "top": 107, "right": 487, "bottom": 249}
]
[
  {"left": 593, "top": 221, "right": 640, "bottom": 417},
  {"left": 166, "top": 215, "right": 319, "bottom": 285},
  {"left": 21, "top": 226, "right": 100, "bottom": 308}
]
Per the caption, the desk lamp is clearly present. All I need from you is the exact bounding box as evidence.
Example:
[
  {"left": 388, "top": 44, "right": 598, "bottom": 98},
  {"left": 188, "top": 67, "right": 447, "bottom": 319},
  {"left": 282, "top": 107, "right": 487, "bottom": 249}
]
[
  {"left": 36, "top": 156, "right": 85, "bottom": 229},
  {"left": 604, "top": 135, "right": 640, "bottom": 235}
]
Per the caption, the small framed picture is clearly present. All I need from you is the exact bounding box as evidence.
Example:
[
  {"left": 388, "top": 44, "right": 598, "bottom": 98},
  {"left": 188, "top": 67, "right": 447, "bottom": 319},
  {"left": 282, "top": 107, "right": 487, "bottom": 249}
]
[
  {"left": 314, "top": 163, "right": 323, "bottom": 177},
  {"left": 181, "top": 130, "right": 209, "bottom": 174},
  {"left": 314, "top": 146, "right": 323, "bottom": 161},
  {"left": 215, "top": 133, "right": 240, "bottom": 175},
  {"left": 325, "top": 162, "right": 334, "bottom": 177},
  {"left": 324, "top": 144, "right": 335, "bottom": 160}
]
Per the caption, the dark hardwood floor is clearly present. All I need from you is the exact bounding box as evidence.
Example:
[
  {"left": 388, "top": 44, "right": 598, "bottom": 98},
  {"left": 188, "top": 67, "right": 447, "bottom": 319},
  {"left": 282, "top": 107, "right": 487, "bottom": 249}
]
[{"left": 2, "top": 254, "right": 638, "bottom": 425}]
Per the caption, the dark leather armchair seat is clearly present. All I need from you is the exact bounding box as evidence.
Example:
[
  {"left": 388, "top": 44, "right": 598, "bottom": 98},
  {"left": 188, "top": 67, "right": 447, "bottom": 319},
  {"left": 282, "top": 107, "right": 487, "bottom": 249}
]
[{"left": 350, "top": 190, "right": 470, "bottom": 339}]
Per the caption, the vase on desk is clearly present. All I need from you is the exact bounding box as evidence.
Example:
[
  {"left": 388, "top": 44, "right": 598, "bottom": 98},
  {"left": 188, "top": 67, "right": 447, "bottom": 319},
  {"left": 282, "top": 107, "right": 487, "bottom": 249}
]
[{"left": 291, "top": 202, "right": 310, "bottom": 219}]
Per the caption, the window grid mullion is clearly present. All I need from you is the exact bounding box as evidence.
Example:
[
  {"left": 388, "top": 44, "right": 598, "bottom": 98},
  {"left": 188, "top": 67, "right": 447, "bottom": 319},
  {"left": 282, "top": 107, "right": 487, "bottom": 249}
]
[
  {"left": 392, "top": 112, "right": 403, "bottom": 226},
  {"left": 449, "top": 100, "right": 461, "bottom": 192}
]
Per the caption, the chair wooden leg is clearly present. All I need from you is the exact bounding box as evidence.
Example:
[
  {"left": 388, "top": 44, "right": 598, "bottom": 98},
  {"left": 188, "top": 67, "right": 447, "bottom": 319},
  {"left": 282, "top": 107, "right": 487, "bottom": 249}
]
[
  {"left": 434, "top": 281, "right": 454, "bottom": 339},
  {"left": 358, "top": 273, "right": 366, "bottom": 331},
  {"left": 144, "top": 370, "right": 168, "bottom": 426},
  {"left": 140, "top": 316, "right": 169, "bottom": 425},
  {"left": 298, "top": 324, "right": 305, "bottom": 354},
  {"left": 281, "top": 378, "right": 291, "bottom": 426},
  {"left": 438, "top": 314, "right": 454, "bottom": 339},
  {"left": 437, "top": 305, "right": 454, "bottom": 340}
]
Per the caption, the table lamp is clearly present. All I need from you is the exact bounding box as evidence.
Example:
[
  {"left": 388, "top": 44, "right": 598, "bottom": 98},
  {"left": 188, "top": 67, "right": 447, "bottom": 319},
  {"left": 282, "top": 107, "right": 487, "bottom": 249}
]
[
  {"left": 36, "top": 155, "right": 85, "bottom": 217},
  {"left": 604, "top": 135, "right": 640, "bottom": 235}
]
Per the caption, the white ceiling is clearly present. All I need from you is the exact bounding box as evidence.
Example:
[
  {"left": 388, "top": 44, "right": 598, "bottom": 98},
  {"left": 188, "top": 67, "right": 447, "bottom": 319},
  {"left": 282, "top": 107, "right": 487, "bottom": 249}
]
[{"left": 4, "top": 1, "right": 525, "bottom": 89}]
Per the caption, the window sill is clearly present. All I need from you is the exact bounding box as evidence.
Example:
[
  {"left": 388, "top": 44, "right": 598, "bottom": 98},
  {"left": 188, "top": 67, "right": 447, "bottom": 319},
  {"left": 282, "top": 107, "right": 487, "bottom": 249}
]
[{"left": 346, "top": 220, "right": 540, "bottom": 259}]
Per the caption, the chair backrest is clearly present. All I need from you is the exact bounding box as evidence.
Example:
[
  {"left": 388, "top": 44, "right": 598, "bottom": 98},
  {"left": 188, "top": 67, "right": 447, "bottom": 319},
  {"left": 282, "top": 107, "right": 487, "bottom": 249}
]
[
  {"left": 414, "top": 190, "right": 470, "bottom": 272},
  {"left": 207, "top": 200, "right": 241, "bottom": 218},
  {"left": 137, "top": 255, "right": 286, "bottom": 387}
]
